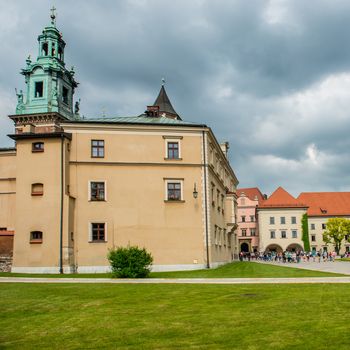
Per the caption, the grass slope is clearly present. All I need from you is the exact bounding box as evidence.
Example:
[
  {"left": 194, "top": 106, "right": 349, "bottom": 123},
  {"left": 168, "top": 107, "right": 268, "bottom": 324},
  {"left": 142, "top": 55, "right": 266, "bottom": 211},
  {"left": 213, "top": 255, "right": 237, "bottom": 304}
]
[
  {"left": 0, "top": 261, "right": 342, "bottom": 279},
  {"left": 0, "top": 283, "right": 350, "bottom": 349}
]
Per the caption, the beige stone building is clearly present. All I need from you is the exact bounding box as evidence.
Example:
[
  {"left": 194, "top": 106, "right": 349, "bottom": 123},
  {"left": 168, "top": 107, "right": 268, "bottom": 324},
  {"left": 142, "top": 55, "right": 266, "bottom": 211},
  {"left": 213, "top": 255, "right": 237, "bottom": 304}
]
[
  {"left": 0, "top": 14, "right": 239, "bottom": 273},
  {"left": 298, "top": 192, "right": 350, "bottom": 254},
  {"left": 257, "top": 187, "right": 307, "bottom": 253}
]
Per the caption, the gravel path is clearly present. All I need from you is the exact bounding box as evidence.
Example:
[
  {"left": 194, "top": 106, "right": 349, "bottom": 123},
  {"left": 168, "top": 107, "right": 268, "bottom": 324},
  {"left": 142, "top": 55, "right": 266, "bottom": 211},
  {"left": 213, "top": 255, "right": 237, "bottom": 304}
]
[{"left": 255, "top": 260, "right": 350, "bottom": 275}]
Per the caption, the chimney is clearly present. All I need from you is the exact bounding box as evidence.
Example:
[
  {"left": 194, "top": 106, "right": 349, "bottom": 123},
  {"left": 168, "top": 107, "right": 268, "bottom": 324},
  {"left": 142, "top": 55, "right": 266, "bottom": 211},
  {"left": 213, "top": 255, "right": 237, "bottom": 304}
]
[{"left": 220, "top": 141, "right": 230, "bottom": 158}]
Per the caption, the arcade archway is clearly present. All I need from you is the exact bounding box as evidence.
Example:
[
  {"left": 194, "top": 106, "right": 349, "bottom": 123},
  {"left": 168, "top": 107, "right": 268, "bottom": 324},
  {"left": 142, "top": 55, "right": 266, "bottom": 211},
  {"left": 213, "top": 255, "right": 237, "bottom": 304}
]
[
  {"left": 286, "top": 243, "right": 304, "bottom": 252},
  {"left": 265, "top": 244, "right": 283, "bottom": 253}
]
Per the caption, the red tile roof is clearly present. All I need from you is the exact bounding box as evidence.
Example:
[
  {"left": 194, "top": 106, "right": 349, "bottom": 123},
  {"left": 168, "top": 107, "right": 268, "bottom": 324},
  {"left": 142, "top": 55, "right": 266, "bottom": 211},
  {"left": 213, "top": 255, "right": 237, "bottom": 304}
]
[
  {"left": 298, "top": 192, "right": 350, "bottom": 216},
  {"left": 259, "top": 187, "right": 307, "bottom": 208},
  {"left": 237, "top": 187, "right": 264, "bottom": 203}
]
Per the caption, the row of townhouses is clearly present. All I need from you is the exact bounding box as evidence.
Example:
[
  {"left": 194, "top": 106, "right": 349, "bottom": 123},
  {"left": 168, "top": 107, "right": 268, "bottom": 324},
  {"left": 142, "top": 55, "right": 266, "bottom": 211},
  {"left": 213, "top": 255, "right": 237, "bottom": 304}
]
[{"left": 237, "top": 187, "right": 350, "bottom": 254}]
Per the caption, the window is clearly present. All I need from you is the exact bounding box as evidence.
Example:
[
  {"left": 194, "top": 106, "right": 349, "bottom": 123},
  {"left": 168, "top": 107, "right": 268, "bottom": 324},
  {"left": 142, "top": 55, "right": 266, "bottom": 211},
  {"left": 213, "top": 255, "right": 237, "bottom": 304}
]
[
  {"left": 281, "top": 230, "right": 287, "bottom": 238},
  {"left": 167, "top": 142, "right": 179, "bottom": 159},
  {"left": 62, "top": 86, "right": 69, "bottom": 104},
  {"left": 30, "top": 231, "right": 43, "bottom": 243},
  {"left": 167, "top": 182, "right": 182, "bottom": 201},
  {"left": 310, "top": 223, "right": 315, "bottom": 230},
  {"left": 291, "top": 216, "right": 296, "bottom": 224},
  {"left": 91, "top": 223, "right": 105, "bottom": 242},
  {"left": 270, "top": 231, "right": 276, "bottom": 239},
  {"left": 250, "top": 228, "right": 256, "bottom": 236},
  {"left": 280, "top": 217, "right": 286, "bottom": 224},
  {"left": 42, "top": 42, "right": 48, "bottom": 56},
  {"left": 31, "top": 183, "right": 43, "bottom": 196},
  {"left": 250, "top": 215, "right": 255, "bottom": 222},
  {"left": 211, "top": 184, "right": 215, "bottom": 206},
  {"left": 270, "top": 217, "right": 275, "bottom": 225},
  {"left": 90, "top": 182, "right": 105, "bottom": 201},
  {"left": 322, "top": 223, "right": 327, "bottom": 230},
  {"left": 241, "top": 229, "right": 247, "bottom": 237},
  {"left": 32, "top": 142, "right": 44, "bottom": 152},
  {"left": 91, "top": 140, "right": 104, "bottom": 158},
  {"left": 34, "top": 81, "right": 43, "bottom": 98},
  {"left": 241, "top": 216, "right": 246, "bottom": 222},
  {"left": 214, "top": 226, "right": 218, "bottom": 245},
  {"left": 223, "top": 229, "right": 227, "bottom": 247},
  {"left": 311, "top": 235, "right": 316, "bottom": 242},
  {"left": 292, "top": 230, "right": 297, "bottom": 238},
  {"left": 240, "top": 197, "right": 246, "bottom": 205}
]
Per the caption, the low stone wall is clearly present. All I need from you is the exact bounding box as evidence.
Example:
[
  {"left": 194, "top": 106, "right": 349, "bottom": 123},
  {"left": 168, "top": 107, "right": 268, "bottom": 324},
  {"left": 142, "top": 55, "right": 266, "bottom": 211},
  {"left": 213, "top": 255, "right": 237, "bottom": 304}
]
[{"left": 0, "top": 256, "right": 13, "bottom": 272}]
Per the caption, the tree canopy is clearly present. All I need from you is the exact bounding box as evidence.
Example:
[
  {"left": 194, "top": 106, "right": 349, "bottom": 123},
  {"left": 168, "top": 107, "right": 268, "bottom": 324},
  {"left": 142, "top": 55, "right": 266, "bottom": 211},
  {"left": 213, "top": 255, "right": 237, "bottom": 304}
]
[{"left": 323, "top": 218, "right": 350, "bottom": 254}]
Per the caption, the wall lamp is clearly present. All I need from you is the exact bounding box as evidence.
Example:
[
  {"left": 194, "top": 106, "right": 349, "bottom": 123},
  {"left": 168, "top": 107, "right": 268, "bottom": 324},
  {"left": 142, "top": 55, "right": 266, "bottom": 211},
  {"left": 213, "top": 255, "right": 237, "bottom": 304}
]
[{"left": 193, "top": 183, "right": 198, "bottom": 199}]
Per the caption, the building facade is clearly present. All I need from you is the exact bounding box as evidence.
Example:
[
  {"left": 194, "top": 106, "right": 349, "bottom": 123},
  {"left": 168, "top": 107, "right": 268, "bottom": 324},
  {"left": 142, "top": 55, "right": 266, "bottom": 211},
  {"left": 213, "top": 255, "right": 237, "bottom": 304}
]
[
  {"left": 0, "top": 13, "right": 239, "bottom": 273},
  {"left": 298, "top": 192, "right": 350, "bottom": 254},
  {"left": 237, "top": 188, "right": 264, "bottom": 253},
  {"left": 257, "top": 187, "right": 307, "bottom": 253}
]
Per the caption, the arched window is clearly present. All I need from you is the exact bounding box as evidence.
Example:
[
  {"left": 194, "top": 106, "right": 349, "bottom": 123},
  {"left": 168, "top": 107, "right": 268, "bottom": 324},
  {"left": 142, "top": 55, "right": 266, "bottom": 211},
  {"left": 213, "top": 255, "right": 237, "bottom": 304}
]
[
  {"left": 31, "top": 183, "right": 44, "bottom": 196},
  {"left": 51, "top": 45, "right": 56, "bottom": 56},
  {"left": 42, "top": 42, "right": 48, "bottom": 56},
  {"left": 30, "top": 231, "right": 43, "bottom": 243}
]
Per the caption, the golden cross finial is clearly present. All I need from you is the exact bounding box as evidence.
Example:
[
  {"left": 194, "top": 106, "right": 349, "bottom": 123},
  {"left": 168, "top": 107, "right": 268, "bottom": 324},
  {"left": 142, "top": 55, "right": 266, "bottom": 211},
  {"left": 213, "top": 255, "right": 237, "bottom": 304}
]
[{"left": 50, "top": 6, "right": 57, "bottom": 25}]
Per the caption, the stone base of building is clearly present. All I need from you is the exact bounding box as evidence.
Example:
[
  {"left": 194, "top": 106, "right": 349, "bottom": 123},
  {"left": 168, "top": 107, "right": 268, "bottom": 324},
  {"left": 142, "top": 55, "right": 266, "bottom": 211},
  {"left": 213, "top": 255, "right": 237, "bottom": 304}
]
[{"left": 11, "top": 261, "right": 229, "bottom": 274}]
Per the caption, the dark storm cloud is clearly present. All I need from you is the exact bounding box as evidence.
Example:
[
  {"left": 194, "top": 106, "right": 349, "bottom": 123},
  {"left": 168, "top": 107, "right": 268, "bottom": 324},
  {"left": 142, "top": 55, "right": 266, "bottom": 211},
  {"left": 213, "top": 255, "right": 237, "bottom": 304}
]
[{"left": 0, "top": 0, "right": 349, "bottom": 194}]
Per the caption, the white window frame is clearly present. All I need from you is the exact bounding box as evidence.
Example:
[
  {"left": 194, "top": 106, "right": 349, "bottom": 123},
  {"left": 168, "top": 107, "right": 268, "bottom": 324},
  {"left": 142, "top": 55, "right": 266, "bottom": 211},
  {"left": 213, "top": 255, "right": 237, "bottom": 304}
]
[
  {"left": 281, "top": 230, "right": 287, "bottom": 239},
  {"left": 88, "top": 222, "right": 107, "bottom": 242},
  {"left": 88, "top": 180, "right": 107, "bottom": 201},
  {"left": 164, "top": 178, "right": 184, "bottom": 201},
  {"left": 292, "top": 230, "right": 298, "bottom": 238},
  {"left": 163, "top": 136, "right": 182, "bottom": 160},
  {"left": 270, "top": 230, "right": 276, "bottom": 239}
]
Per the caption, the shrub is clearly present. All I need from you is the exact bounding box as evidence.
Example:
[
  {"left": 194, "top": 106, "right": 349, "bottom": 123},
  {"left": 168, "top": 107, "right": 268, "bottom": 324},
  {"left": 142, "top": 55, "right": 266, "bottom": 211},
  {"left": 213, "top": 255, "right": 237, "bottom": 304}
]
[
  {"left": 301, "top": 214, "right": 310, "bottom": 252},
  {"left": 108, "top": 246, "right": 153, "bottom": 278}
]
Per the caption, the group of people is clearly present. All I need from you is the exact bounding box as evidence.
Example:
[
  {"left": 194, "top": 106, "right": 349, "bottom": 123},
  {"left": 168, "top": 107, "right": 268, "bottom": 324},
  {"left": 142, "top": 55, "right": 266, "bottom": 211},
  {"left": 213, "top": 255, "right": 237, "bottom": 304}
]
[{"left": 239, "top": 250, "right": 337, "bottom": 263}]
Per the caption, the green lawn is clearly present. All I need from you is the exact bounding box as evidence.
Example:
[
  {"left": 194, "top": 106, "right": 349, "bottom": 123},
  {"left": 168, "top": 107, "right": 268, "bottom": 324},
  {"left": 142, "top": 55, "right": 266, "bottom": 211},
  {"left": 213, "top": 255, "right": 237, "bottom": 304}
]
[
  {"left": 337, "top": 258, "right": 350, "bottom": 262},
  {"left": 0, "top": 283, "right": 349, "bottom": 349},
  {"left": 0, "top": 261, "right": 343, "bottom": 279}
]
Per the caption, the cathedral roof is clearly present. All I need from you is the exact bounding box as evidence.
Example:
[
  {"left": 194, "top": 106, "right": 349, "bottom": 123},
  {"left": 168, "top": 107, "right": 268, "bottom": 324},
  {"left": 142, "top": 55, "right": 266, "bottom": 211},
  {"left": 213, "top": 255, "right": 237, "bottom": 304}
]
[
  {"left": 153, "top": 85, "right": 181, "bottom": 120},
  {"left": 65, "top": 115, "right": 205, "bottom": 127}
]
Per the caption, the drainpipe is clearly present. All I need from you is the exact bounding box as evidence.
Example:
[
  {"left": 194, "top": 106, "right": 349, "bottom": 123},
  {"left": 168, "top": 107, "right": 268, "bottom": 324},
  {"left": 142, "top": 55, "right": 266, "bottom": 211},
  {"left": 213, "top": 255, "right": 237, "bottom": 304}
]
[
  {"left": 202, "top": 130, "right": 210, "bottom": 268},
  {"left": 59, "top": 134, "right": 64, "bottom": 274}
]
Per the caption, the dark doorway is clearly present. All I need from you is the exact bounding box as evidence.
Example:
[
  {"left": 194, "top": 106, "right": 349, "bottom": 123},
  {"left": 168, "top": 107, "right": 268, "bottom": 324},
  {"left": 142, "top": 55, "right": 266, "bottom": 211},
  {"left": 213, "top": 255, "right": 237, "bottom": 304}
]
[{"left": 241, "top": 243, "right": 249, "bottom": 252}]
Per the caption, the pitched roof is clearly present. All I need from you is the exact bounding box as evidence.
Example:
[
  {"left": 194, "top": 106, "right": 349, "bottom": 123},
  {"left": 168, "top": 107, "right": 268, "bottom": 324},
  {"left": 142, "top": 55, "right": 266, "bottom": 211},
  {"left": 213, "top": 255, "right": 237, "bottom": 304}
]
[
  {"left": 64, "top": 115, "right": 204, "bottom": 126},
  {"left": 153, "top": 85, "right": 181, "bottom": 120},
  {"left": 237, "top": 187, "right": 264, "bottom": 203},
  {"left": 298, "top": 192, "right": 350, "bottom": 216},
  {"left": 259, "top": 186, "right": 307, "bottom": 208}
]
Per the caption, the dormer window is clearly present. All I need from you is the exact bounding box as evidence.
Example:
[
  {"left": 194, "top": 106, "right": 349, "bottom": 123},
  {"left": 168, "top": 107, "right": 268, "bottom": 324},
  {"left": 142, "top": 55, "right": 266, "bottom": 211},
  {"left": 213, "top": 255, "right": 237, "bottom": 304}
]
[
  {"left": 42, "top": 42, "right": 48, "bottom": 56},
  {"left": 32, "top": 142, "right": 44, "bottom": 152},
  {"left": 34, "top": 81, "right": 44, "bottom": 98},
  {"left": 62, "top": 86, "right": 69, "bottom": 104}
]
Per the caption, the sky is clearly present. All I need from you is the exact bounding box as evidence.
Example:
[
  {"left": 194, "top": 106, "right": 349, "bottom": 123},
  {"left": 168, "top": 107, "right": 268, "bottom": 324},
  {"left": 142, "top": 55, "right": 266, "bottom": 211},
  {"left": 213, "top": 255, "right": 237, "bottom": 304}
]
[{"left": 0, "top": 0, "right": 349, "bottom": 196}]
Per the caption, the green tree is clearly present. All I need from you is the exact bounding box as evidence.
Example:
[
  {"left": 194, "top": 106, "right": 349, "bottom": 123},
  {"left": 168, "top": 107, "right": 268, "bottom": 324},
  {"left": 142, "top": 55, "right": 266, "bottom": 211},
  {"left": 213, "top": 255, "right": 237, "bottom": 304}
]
[
  {"left": 301, "top": 214, "right": 310, "bottom": 251},
  {"left": 323, "top": 218, "right": 350, "bottom": 254}
]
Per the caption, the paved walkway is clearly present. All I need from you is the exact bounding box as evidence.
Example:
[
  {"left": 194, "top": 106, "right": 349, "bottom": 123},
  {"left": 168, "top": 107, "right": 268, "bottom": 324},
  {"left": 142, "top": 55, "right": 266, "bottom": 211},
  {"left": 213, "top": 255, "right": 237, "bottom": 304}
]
[
  {"left": 255, "top": 260, "right": 350, "bottom": 275},
  {"left": 1, "top": 276, "right": 350, "bottom": 284}
]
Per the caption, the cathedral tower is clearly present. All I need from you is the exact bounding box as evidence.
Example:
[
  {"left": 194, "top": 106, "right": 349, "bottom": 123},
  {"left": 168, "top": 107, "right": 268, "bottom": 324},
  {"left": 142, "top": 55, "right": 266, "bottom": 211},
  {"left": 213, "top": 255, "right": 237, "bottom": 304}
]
[{"left": 12, "top": 7, "right": 79, "bottom": 130}]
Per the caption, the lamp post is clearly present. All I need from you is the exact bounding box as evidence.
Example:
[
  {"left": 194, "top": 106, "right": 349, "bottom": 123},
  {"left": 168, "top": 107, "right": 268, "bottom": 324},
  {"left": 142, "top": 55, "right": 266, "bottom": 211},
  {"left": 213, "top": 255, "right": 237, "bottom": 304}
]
[{"left": 193, "top": 183, "right": 198, "bottom": 199}]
